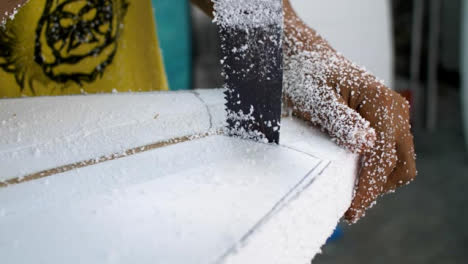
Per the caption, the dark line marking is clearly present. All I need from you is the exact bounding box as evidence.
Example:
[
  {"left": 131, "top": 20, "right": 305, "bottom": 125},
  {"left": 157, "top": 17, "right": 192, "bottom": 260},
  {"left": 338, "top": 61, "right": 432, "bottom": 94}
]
[
  {"left": 215, "top": 160, "right": 332, "bottom": 263},
  {"left": 191, "top": 90, "right": 214, "bottom": 130},
  {"left": 280, "top": 144, "right": 321, "bottom": 160},
  {"left": 285, "top": 161, "right": 332, "bottom": 204}
]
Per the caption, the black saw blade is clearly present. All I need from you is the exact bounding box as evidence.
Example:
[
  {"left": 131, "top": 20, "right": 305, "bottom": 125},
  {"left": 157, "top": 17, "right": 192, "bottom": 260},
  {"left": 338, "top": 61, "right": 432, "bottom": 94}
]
[{"left": 216, "top": 0, "right": 284, "bottom": 144}]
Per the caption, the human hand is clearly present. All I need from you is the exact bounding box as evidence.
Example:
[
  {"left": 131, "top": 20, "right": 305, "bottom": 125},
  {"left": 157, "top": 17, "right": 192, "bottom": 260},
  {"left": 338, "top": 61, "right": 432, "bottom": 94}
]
[{"left": 283, "top": 0, "right": 417, "bottom": 223}]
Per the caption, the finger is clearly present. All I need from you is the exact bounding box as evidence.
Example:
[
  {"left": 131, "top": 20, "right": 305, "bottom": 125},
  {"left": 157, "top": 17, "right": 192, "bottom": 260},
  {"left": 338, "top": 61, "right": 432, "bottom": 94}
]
[
  {"left": 287, "top": 91, "right": 376, "bottom": 154},
  {"left": 385, "top": 134, "right": 417, "bottom": 192},
  {"left": 283, "top": 40, "right": 376, "bottom": 154},
  {"left": 345, "top": 145, "right": 397, "bottom": 223}
]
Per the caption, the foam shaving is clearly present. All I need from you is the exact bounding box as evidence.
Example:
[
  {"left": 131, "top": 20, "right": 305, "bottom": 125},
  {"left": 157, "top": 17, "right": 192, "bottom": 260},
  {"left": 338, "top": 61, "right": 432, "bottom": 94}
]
[
  {"left": 283, "top": 48, "right": 377, "bottom": 153},
  {"left": 214, "top": 0, "right": 284, "bottom": 143},
  {"left": 212, "top": 0, "right": 283, "bottom": 28},
  {"left": 283, "top": 10, "right": 415, "bottom": 221},
  {"left": 282, "top": 11, "right": 377, "bottom": 154},
  {"left": 224, "top": 105, "right": 270, "bottom": 143}
]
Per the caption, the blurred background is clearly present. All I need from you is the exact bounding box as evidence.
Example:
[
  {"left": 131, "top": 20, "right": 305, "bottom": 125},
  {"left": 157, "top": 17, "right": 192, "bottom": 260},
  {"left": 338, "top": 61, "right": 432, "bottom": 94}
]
[{"left": 155, "top": 0, "right": 468, "bottom": 263}]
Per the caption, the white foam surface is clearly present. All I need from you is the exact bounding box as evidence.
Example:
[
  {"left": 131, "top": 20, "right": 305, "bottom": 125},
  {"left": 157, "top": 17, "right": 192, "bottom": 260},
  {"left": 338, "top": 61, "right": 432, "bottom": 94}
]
[
  {"left": 0, "top": 90, "right": 357, "bottom": 263},
  {"left": 0, "top": 90, "right": 223, "bottom": 181}
]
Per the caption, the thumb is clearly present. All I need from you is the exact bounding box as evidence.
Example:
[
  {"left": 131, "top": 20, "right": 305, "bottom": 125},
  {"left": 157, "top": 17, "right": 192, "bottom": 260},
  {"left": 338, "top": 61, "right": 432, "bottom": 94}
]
[{"left": 286, "top": 84, "right": 376, "bottom": 154}]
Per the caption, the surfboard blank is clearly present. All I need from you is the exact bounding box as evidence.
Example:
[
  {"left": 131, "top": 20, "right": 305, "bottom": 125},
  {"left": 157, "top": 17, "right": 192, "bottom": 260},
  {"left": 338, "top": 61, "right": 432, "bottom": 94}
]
[{"left": 0, "top": 90, "right": 357, "bottom": 263}]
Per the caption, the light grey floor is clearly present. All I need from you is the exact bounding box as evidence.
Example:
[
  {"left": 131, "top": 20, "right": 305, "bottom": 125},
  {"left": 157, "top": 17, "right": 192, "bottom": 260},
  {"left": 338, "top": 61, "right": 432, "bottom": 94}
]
[{"left": 314, "top": 87, "right": 468, "bottom": 263}]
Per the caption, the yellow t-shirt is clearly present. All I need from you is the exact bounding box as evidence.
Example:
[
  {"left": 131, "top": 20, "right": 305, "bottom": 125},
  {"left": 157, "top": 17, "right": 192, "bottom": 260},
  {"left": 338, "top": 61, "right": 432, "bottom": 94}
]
[{"left": 0, "top": 0, "right": 168, "bottom": 98}]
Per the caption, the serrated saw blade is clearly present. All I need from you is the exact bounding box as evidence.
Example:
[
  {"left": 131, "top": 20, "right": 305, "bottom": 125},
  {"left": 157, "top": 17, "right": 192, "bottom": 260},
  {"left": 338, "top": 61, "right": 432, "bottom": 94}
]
[{"left": 214, "top": 0, "right": 284, "bottom": 144}]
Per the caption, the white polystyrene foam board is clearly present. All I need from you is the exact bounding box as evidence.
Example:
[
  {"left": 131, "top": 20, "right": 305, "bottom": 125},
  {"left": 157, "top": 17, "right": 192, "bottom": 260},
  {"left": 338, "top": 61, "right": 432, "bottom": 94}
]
[
  {"left": 0, "top": 90, "right": 224, "bottom": 181},
  {"left": 0, "top": 90, "right": 358, "bottom": 263},
  {"left": 0, "top": 134, "right": 334, "bottom": 264}
]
